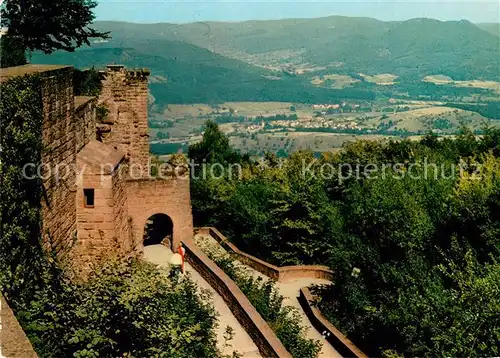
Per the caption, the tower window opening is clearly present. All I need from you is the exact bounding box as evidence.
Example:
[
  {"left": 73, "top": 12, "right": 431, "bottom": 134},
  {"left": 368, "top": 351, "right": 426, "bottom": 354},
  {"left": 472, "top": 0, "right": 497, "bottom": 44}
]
[{"left": 84, "top": 189, "right": 95, "bottom": 208}]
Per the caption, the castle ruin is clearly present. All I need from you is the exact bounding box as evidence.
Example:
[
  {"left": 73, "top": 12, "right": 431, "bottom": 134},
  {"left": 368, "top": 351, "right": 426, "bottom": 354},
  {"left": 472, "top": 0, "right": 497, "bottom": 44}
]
[{"left": 0, "top": 64, "right": 193, "bottom": 273}]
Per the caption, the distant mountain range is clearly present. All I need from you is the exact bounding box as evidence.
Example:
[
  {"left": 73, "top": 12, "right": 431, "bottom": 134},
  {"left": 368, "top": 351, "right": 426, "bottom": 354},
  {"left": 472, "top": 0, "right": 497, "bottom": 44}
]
[
  {"left": 477, "top": 23, "right": 500, "bottom": 36},
  {"left": 32, "top": 16, "right": 499, "bottom": 104},
  {"left": 90, "top": 16, "right": 499, "bottom": 79}
]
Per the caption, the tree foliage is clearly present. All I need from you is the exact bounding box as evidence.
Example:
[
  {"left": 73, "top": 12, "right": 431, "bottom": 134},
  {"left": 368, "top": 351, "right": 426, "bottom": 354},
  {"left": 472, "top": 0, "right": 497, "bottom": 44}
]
[
  {"left": 0, "top": 74, "right": 44, "bottom": 302},
  {"left": 22, "top": 257, "right": 220, "bottom": 358},
  {"left": 190, "top": 122, "right": 500, "bottom": 356},
  {"left": 0, "top": 33, "right": 28, "bottom": 67},
  {"left": 188, "top": 120, "right": 245, "bottom": 166},
  {"left": 1, "top": 0, "right": 108, "bottom": 67}
]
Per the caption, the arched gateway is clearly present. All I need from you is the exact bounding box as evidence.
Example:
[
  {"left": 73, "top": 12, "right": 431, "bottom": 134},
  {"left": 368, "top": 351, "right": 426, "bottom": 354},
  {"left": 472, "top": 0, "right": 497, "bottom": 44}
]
[
  {"left": 143, "top": 214, "right": 173, "bottom": 247},
  {"left": 126, "top": 178, "right": 194, "bottom": 253}
]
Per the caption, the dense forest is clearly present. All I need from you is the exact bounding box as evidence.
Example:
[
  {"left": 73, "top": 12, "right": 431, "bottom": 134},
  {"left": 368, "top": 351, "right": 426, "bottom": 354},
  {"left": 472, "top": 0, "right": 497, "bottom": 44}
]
[
  {"left": 33, "top": 46, "right": 497, "bottom": 106},
  {"left": 444, "top": 101, "right": 500, "bottom": 120},
  {"left": 189, "top": 121, "right": 500, "bottom": 357}
]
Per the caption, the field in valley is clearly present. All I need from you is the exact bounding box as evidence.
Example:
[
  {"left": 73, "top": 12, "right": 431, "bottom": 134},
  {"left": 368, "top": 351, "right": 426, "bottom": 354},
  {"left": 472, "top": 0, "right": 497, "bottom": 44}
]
[
  {"left": 359, "top": 73, "right": 399, "bottom": 85},
  {"left": 423, "top": 75, "right": 500, "bottom": 93},
  {"left": 311, "top": 74, "right": 361, "bottom": 88},
  {"left": 229, "top": 132, "right": 397, "bottom": 155},
  {"left": 150, "top": 100, "right": 499, "bottom": 156}
]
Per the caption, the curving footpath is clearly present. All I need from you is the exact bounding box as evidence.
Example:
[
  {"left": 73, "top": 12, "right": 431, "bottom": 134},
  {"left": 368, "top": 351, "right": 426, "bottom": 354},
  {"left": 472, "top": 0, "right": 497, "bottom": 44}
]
[
  {"left": 143, "top": 244, "right": 262, "bottom": 358},
  {"left": 194, "top": 233, "right": 342, "bottom": 358}
]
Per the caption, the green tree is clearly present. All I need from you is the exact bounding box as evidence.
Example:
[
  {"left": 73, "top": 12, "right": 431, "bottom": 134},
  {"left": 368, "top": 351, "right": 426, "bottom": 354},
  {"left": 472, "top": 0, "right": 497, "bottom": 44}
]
[
  {"left": 21, "top": 257, "right": 220, "bottom": 357},
  {"left": 188, "top": 120, "right": 242, "bottom": 166},
  {"left": 190, "top": 129, "right": 500, "bottom": 356},
  {"left": 1, "top": 0, "right": 108, "bottom": 67},
  {"left": 0, "top": 34, "right": 27, "bottom": 67}
]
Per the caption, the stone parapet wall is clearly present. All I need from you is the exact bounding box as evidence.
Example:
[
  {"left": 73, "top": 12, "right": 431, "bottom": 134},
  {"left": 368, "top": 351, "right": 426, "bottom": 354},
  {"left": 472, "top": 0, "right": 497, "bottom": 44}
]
[
  {"left": 195, "top": 226, "right": 367, "bottom": 357},
  {"left": 74, "top": 96, "right": 97, "bottom": 152},
  {"left": 299, "top": 288, "right": 367, "bottom": 358},
  {"left": 196, "top": 227, "right": 280, "bottom": 278},
  {"left": 279, "top": 265, "right": 334, "bottom": 282},
  {"left": 197, "top": 227, "right": 334, "bottom": 282},
  {"left": 0, "top": 295, "right": 38, "bottom": 358},
  {"left": 181, "top": 239, "right": 292, "bottom": 358}
]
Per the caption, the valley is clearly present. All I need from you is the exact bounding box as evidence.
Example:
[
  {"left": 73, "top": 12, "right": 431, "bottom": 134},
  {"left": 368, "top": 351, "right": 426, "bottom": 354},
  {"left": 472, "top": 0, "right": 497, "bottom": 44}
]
[
  {"left": 150, "top": 99, "right": 498, "bottom": 156},
  {"left": 30, "top": 15, "right": 500, "bottom": 156}
]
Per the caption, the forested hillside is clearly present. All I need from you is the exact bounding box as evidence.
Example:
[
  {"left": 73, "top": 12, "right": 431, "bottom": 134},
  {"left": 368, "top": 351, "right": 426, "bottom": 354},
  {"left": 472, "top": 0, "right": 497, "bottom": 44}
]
[
  {"left": 189, "top": 121, "right": 500, "bottom": 357},
  {"left": 92, "top": 17, "right": 500, "bottom": 80},
  {"left": 31, "top": 16, "right": 499, "bottom": 105},
  {"left": 477, "top": 22, "right": 500, "bottom": 36},
  {"left": 32, "top": 45, "right": 377, "bottom": 105}
]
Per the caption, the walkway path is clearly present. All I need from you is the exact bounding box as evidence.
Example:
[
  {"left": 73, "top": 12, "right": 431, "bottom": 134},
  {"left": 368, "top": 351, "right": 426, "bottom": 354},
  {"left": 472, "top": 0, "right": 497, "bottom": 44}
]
[
  {"left": 194, "top": 234, "right": 342, "bottom": 358},
  {"left": 143, "top": 244, "right": 261, "bottom": 358}
]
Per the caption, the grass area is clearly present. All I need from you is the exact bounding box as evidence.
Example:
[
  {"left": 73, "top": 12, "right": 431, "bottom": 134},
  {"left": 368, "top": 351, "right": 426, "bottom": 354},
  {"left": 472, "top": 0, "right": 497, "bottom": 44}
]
[
  {"left": 219, "top": 101, "right": 296, "bottom": 116},
  {"left": 361, "top": 106, "right": 494, "bottom": 133},
  {"left": 162, "top": 102, "right": 298, "bottom": 118},
  {"left": 359, "top": 73, "right": 399, "bottom": 85},
  {"left": 164, "top": 104, "right": 213, "bottom": 119},
  {"left": 423, "top": 75, "right": 500, "bottom": 93},
  {"left": 423, "top": 75, "right": 454, "bottom": 83}
]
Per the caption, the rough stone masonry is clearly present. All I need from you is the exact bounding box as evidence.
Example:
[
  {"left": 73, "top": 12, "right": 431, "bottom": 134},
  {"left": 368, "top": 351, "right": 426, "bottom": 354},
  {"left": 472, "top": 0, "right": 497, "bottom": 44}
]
[{"left": 0, "top": 64, "right": 193, "bottom": 274}]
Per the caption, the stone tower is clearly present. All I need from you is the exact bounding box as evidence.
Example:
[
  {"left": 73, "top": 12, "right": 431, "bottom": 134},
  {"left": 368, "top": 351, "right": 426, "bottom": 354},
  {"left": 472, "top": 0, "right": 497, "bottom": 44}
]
[{"left": 98, "top": 65, "right": 150, "bottom": 170}]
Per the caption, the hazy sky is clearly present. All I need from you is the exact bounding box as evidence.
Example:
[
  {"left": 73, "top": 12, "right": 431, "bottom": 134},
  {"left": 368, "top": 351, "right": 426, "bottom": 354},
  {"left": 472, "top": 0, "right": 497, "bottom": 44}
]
[{"left": 95, "top": 0, "right": 500, "bottom": 24}]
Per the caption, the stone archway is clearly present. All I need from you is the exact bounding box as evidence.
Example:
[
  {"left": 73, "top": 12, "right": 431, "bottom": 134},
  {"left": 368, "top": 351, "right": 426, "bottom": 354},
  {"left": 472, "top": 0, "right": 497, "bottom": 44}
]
[
  {"left": 126, "top": 179, "right": 194, "bottom": 254},
  {"left": 143, "top": 214, "right": 173, "bottom": 248}
]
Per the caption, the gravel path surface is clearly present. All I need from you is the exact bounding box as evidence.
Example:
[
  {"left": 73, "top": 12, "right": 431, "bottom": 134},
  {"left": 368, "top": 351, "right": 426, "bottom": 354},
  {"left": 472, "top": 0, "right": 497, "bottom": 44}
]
[
  {"left": 194, "top": 234, "right": 342, "bottom": 358},
  {"left": 143, "top": 244, "right": 261, "bottom": 358}
]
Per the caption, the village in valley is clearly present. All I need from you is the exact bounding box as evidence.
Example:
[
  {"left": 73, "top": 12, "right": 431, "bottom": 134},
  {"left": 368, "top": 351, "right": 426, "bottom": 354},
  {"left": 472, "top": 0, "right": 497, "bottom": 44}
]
[{"left": 149, "top": 97, "right": 497, "bottom": 156}]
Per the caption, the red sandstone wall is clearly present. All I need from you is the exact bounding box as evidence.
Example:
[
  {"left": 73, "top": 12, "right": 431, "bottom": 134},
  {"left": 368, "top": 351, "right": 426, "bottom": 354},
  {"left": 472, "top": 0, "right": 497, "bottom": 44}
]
[
  {"left": 126, "top": 178, "right": 193, "bottom": 251},
  {"left": 200, "top": 227, "right": 334, "bottom": 282},
  {"left": 1, "top": 295, "right": 38, "bottom": 358},
  {"left": 182, "top": 239, "right": 291, "bottom": 358},
  {"left": 112, "top": 166, "right": 132, "bottom": 252},
  {"left": 279, "top": 265, "right": 334, "bottom": 281},
  {"left": 75, "top": 164, "right": 135, "bottom": 271},
  {"left": 75, "top": 169, "right": 117, "bottom": 269},
  {"left": 74, "top": 96, "right": 97, "bottom": 152},
  {"left": 40, "top": 67, "right": 77, "bottom": 252},
  {"left": 98, "top": 66, "right": 150, "bottom": 170}
]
